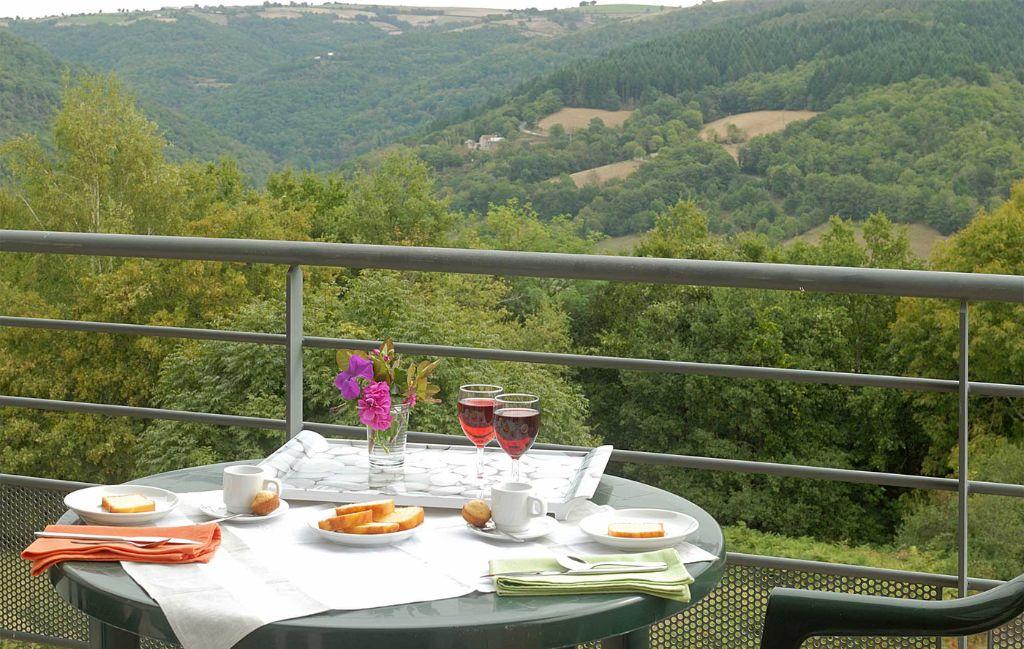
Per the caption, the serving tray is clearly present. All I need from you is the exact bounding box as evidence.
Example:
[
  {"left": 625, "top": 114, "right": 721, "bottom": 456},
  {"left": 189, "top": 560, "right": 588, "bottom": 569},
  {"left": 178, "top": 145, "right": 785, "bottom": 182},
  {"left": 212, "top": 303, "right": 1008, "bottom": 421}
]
[{"left": 259, "top": 430, "right": 613, "bottom": 518}]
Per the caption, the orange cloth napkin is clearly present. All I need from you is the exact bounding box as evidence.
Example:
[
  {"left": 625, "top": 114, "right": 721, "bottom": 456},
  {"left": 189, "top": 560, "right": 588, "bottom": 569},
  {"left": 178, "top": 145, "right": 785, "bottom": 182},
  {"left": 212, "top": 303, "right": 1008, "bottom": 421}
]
[{"left": 22, "top": 523, "right": 221, "bottom": 577}]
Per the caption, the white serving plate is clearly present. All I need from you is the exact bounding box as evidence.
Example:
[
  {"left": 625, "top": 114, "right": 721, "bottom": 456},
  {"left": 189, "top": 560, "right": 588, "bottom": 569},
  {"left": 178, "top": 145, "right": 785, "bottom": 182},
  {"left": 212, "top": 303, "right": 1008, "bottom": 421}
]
[
  {"left": 64, "top": 485, "right": 178, "bottom": 526},
  {"left": 199, "top": 498, "right": 290, "bottom": 523},
  {"left": 307, "top": 507, "right": 418, "bottom": 546},
  {"left": 578, "top": 508, "right": 698, "bottom": 550}
]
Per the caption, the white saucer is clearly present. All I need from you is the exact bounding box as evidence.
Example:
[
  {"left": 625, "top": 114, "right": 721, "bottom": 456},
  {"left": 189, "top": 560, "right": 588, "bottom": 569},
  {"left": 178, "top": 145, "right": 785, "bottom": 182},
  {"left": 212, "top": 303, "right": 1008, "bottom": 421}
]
[
  {"left": 467, "top": 516, "right": 556, "bottom": 542},
  {"left": 578, "top": 508, "right": 698, "bottom": 550},
  {"left": 198, "top": 499, "right": 289, "bottom": 523},
  {"left": 64, "top": 485, "right": 178, "bottom": 526},
  {"left": 307, "top": 507, "right": 417, "bottom": 546}
]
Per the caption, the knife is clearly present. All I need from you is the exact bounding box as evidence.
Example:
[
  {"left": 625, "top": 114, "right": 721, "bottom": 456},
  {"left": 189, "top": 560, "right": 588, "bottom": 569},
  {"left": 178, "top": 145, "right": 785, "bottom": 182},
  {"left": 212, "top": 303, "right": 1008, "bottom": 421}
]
[
  {"left": 484, "top": 563, "right": 667, "bottom": 578},
  {"left": 34, "top": 531, "right": 202, "bottom": 546}
]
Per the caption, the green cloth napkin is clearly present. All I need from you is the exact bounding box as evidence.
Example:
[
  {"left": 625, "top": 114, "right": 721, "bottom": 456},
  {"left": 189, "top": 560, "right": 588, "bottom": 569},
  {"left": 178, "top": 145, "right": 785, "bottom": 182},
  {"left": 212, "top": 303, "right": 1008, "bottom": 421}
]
[{"left": 489, "top": 548, "right": 692, "bottom": 602}]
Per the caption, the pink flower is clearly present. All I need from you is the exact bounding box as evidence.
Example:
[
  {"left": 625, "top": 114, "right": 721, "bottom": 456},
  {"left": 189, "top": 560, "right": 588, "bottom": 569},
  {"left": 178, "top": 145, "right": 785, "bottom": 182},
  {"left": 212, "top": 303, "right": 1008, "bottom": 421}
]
[
  {"left": 358, "top": 381, "right": 393, "bottom": 430},
  {"left": 404, "top": 393, "right": 417, "bottom": 408}
]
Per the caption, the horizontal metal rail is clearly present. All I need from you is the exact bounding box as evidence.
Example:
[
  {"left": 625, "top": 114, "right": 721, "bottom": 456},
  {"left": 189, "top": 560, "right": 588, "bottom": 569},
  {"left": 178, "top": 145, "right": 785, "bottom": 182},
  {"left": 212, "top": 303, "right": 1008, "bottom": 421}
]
[
  {"left": 0, "top": 395, "right": 287, "bottom": 431},
  {"left": 4, "top": 317, "right": 1023, "bottom": 399},
  {"left": 0, "top": 316, "right": 285, "bottom": 345},
  {"left": 0, "top": 473, "right": 96, "bottom": 491},
  {"left": 5, "top": 395, "right": 1024, "bottom": 498},
  {"left": 2, "top": 230, "right": 1022, "bottom": 302},
  {"left": 728, "top": 552, "right": 1004, "bottom": 592}
]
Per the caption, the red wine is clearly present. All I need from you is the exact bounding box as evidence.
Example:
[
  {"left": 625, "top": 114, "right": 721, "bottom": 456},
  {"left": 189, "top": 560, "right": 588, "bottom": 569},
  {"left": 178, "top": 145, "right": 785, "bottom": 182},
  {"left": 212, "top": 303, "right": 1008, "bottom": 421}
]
[
  {"left": 493, "top": 407, "right": 541, "bottom": 459},
  {"left": 458, "top": 397, "right": 496, "bottom": 446}
]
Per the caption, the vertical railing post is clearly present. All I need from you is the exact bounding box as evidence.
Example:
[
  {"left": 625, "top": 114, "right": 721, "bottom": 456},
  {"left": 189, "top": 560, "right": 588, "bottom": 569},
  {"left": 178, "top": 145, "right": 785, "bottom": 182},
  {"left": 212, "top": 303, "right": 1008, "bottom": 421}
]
[
  {"left": 957, "top": 300, "right": 970, "bottom": 649},
  {"left": 286, "top": 265, "right": 303, "bottom": 439}
]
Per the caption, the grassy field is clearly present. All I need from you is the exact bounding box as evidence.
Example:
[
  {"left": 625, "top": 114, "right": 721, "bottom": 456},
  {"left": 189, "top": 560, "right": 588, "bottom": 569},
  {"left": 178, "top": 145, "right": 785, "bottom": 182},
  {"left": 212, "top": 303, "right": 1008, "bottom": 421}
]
[
  {"left": 568, "top": 4, "right": 670, "bottom": 14},
  {"left": 700, "top": 110, "right": 818, "bottom": 160},
  {"left": 538, "top": 107, "right": 635, "bottom": 133},
  {"left": 569, "top": 159, "right": 644, "bottom": 187},
  {"left": 595, "top": 232, "right": 644, "bottom": 253},
  {"left": 787, "top": 221, "right": 947, "bottom": 260}
]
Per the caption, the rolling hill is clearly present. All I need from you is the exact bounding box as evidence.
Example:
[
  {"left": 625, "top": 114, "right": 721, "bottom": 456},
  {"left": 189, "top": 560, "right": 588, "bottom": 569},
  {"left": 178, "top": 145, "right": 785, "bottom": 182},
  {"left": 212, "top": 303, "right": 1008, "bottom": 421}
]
[
  {"left": 415, "top": 0, "right": 1024, "bottom": 239},
  {"left": 2, "top": 0, "right": 775, "bottom": 172},
  {"left": 0, "top": 29, "right": 66, "bottom": 144}
]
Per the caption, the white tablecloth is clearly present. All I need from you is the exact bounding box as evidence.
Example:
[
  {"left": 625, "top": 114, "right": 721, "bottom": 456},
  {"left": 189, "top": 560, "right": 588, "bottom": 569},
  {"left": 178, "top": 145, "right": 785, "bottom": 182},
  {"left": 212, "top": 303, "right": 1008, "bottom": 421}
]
[{"left": 122, "top": 492, "right": 718, "bottom": 649}]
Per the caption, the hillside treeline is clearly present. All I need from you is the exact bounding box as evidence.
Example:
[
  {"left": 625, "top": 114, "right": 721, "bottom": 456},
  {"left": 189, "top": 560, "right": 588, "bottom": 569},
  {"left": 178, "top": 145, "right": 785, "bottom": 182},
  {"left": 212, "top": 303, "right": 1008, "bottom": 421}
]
[{"left": 529, "top": 0, "right": 1024, "bottom": 113}]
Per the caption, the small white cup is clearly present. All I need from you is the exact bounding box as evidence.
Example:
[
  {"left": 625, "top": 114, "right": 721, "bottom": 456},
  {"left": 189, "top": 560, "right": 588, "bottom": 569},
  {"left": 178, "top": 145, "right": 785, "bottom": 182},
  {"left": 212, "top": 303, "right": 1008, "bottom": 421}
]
[
  {"left": 223, "top": 466, "right": 282, "bottom": 514},
  {"left": 491, "top": 482, "right": 547, "bottom": 532}
]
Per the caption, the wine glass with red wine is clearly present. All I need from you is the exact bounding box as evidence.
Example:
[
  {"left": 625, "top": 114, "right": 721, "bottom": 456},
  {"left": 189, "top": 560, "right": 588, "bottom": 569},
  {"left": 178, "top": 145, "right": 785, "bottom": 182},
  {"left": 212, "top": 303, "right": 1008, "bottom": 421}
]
[
  {"left": 457, "top": 384, "right": 503, "bottom": 480},
  {"left": 493, "top": 393, "right": 541, "bottom": 482}
]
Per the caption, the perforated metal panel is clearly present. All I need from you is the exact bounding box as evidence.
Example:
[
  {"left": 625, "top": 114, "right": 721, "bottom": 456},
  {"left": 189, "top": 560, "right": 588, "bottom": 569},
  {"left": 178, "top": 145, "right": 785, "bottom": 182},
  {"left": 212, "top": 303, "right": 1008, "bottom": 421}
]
[
  {"left": 992, "top": 616, "right": 1024, "bottom": 648},
  {"left": 653, "top": 564, "right": 943, "bottom": 648},
  {"left": 0, "top": 478, "right": 90, "bottom": 645}
]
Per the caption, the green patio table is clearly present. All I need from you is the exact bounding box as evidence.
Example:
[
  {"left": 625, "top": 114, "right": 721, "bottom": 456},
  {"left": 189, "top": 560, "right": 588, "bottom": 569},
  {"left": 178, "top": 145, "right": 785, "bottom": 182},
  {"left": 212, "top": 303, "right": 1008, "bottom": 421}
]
[{"left": 49, "top": 460, "right": 726, "bottom": 649}]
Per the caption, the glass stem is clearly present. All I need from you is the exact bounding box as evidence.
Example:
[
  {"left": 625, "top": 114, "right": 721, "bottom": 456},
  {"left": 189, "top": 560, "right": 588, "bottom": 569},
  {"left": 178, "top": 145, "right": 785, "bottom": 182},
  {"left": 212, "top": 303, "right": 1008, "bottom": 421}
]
[
  {"left": 476, "top": 445, "right": 485, "bottom": 480},
  {"left": 511, "top": 458, "right": 520, "bottom": 482}
]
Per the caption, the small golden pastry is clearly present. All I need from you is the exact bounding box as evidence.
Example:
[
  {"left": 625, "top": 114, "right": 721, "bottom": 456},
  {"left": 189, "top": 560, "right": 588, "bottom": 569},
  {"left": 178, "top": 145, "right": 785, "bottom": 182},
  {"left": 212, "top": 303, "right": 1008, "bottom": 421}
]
[
  {"left": 250, "top": 490, "right": 280, "bottom": 516},
  {"left": 461, "top": 499, "right": 491, "bottom": 528},
  {"left": 101, "top": 494, "right": 156, "bottom": 513}
]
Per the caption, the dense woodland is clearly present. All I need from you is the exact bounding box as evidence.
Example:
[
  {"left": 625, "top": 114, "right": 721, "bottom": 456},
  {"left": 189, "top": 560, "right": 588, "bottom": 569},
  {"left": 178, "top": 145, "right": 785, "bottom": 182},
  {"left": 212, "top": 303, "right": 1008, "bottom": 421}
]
[
  {"left": 4, "top": 0, "right": 761, "bottom": 175},
  {"left": 1, "top": 0, "right": 1024, "bottom": 582},
  {"left": 417, "top": 0, "right": 1024, "bottom": 239}
]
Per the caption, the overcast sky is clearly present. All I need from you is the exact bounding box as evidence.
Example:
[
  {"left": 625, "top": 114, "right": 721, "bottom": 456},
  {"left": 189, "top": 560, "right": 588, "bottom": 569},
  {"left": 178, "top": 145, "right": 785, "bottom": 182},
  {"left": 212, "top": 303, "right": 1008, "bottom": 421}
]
[{"left": 2, "top": 0, "right": 695, "bottom": 19}]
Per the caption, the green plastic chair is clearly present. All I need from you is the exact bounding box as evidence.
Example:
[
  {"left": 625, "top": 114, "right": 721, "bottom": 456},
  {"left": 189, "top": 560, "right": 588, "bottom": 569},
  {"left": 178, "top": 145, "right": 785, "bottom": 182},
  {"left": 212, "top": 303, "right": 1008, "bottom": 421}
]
[{"left": 760, "top": 575, "right": 1024, "bottom": 648}]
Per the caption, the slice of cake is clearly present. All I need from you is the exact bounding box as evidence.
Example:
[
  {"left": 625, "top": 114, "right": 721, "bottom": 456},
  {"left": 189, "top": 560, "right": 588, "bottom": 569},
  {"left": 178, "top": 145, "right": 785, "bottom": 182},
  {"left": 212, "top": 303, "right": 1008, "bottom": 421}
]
[
  {"left": 377, "top": 506, "right": 424, "bottom": 531},
  {"left": 333, "top": 499, "right": 395, "bottom": 520},
  {"left": 318, "top": 509, "right": 373, "bottom": 532},
  {"left": 349, "top": 522, "right": 400, "bottom": 535},
  {"left": 607, "top": 522, "right": 665, "bottom": 539},
  {"left": 101, "top": 494, "right": 156, "bottom": 514}
]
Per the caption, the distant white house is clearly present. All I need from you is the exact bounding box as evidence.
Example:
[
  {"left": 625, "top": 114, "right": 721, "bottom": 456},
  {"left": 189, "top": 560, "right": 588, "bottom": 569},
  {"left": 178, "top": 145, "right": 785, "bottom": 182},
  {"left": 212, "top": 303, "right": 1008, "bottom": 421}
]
[{"left": 465, "top": 134, "right": 505, "bottom": 151}]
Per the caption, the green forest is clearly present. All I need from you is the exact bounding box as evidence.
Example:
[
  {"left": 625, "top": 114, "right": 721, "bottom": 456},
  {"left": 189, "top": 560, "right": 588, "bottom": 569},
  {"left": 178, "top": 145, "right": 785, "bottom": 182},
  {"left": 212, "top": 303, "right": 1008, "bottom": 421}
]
[
  {"left": 1, "top": 0, "right": 1024, "bottom": 592},
  {"left": 3, "top": 0, "right": 758, "bottom": 175}
]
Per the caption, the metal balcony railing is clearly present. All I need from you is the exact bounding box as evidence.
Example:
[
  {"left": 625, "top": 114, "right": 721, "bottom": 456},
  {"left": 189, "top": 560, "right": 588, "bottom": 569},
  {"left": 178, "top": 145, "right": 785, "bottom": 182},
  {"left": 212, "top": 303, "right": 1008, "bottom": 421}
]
[{"left": 1, "top": 229, "right": 1023, "bottom": 648}]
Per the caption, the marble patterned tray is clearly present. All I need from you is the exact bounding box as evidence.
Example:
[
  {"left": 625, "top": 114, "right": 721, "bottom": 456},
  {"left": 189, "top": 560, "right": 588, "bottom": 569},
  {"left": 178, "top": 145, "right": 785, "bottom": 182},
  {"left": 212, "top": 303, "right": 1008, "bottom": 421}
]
[{"left": 259, "top": 430, "right": 613, "bottom": 518}]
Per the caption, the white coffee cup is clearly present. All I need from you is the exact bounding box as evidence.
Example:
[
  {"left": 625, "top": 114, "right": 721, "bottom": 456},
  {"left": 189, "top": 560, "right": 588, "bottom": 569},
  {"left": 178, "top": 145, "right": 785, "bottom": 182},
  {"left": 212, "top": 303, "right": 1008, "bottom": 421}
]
[
  {"left": 490, "top": 482, "right": 547, "bottom": 532},
  {"left": 223, "top": 466, "right": 282, "bottom": 514}
]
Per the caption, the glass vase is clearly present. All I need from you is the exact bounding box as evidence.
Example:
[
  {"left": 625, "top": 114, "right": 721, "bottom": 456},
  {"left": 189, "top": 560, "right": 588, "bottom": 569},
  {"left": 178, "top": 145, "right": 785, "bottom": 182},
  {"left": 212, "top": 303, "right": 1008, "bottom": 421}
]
[{"left": 366, "top": 402, "right": 411, "bottom": 469}]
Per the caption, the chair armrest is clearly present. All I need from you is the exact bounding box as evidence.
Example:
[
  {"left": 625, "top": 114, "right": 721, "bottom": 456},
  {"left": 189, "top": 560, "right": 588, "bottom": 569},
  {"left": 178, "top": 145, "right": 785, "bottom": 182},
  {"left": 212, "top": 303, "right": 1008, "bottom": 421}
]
[{"left": 760, "top": 577, "right": 1024, "bottom": 649}]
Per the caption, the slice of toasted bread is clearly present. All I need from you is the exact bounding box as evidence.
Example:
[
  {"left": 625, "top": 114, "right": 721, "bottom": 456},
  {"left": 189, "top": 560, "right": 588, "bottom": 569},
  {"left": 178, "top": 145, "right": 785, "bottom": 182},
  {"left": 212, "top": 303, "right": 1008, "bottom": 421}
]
[
  {"left": 378, "top": 506, "right": 424, "bottom": 531},
  {"left": 318, "top": 509, "right": 373, "bottom": 532},
  {"left": 349, "top": 522, "right": 400, "bottom": 535},
  {"left": 334, "top": 499, "right": 395, "bottom": 520},
  {"left": 608, "top": 522, "right": 665, "bottom": 539},
  {"left": 101, "top": 494, "right": 156, "bottom": 514}
]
